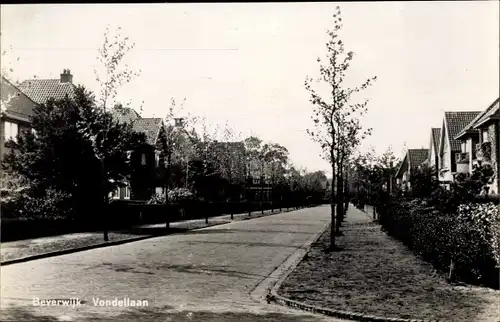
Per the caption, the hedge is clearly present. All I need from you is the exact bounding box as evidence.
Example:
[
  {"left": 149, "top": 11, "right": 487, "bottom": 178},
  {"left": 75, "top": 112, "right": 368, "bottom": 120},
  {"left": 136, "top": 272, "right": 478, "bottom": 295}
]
[{"left": 379, "top": 199, "right": 499, "bottom": 289}]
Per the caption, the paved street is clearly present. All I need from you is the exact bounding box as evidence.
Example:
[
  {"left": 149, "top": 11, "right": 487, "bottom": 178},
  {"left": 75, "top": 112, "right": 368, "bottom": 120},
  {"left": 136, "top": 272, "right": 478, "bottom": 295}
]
[{"left": 1, "top": 206, "right": 345, "bottom": 322}]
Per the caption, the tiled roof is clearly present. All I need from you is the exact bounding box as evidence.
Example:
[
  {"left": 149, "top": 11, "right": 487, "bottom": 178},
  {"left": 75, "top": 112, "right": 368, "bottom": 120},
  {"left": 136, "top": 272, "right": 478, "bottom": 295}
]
[
  {"left": 473, "top": 98, "right": 499, "bottom": 128},
  {"left": 444, "top": 111, "right": 481, "bottom": 151},
  {"left": 111, "top": 107, "right": 141, "bottom": 124},
  {"left": 408, "top": 149, "right": 428, "bottom": 170},
  {"left": 111, "top": 108, "right": 161, "bottom": 145},
  {"left": 132, "top": 118, "right": 163, "bottom": 145},
  {"left": 431, "top": 128, "right": 441, "bottom": 152},
  {"left": 455, "top": 98, "right": 499, "bottom": 139},
  {"left": 18, "top": 79, "right": 75, "bottom": 105}
]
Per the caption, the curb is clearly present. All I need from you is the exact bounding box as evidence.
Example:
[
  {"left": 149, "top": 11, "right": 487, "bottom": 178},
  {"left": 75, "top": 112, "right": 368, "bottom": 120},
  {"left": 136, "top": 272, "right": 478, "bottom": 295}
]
[
  {"left": 1, "top": 207, "right": 303, "bottom": 266},
  {"left": 249, "top": 213, "right": 331, "bottom": 306},
  {"left": 266, "top": 222, "right": 439, "bottom": 322}
]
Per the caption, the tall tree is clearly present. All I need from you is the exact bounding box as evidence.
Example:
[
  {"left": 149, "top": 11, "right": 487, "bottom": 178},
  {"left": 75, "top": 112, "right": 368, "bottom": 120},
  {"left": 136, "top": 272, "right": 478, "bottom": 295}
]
[
  {"left": 262, "top": 143, "right": 289, "bottom": 212},
  {"left": 305, "top": 6, "right": 377, "bottom": 249},
  {"left": 3, "top": 87, "right": 145, "bottom": 220}
]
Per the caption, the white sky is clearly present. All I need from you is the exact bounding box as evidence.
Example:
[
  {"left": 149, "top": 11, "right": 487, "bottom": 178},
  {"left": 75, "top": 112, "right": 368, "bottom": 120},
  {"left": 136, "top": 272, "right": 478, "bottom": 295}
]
[{"left": 1, "top": 2, "right": 499, "bottom": 175}]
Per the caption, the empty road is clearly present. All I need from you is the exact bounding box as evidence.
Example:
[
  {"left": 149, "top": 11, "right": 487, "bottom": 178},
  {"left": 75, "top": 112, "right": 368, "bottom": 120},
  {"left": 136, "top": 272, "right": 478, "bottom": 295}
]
[{"left": 1, "top": 206, "right": 346, "bottom": 322}]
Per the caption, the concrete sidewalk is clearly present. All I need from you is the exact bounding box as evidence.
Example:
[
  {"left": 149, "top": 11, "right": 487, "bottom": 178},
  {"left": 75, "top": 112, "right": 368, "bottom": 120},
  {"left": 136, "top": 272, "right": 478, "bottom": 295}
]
[{"left": 1, "top": 207, "right": 297, "bottom": 265}]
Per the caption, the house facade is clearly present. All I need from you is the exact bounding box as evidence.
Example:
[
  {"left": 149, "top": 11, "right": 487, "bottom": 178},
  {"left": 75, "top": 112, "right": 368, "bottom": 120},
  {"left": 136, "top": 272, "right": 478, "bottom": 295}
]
[
  {"left": 455, "top": 98, "right": 500, "bottom": 194},
  {"left": 111, "top": 106, "right": 167, "bottom": 201},
  {"left": 395, "top": 148, "right": 428, "bottom": 191},
  {"left": 1, "top": 70, "right": 76, "bottom": 173},
  {"left": 438, "top": 111, "right": 481, "bottom": 185},
  {"left": 0, "top": 77, "right": 37, "bottom": 170}
]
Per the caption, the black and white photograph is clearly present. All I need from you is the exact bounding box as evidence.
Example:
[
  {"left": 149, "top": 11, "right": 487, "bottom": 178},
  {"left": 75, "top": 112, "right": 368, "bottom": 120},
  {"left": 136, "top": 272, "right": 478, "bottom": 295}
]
[{"left": 0, "top": 2, "right": 499, "bottom": 321}]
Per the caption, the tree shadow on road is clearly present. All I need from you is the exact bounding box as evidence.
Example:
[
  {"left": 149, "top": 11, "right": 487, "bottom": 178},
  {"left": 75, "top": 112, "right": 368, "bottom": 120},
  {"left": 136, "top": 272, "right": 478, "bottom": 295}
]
[{"left": 0, "top": 306, "right": 325, "bottom": 322}]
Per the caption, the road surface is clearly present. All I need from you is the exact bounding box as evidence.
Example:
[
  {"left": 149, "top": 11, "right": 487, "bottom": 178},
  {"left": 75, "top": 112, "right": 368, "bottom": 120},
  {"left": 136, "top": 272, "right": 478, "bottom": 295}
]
[{"left": 1, "top": 205, "right": 346, "bottom": 321}]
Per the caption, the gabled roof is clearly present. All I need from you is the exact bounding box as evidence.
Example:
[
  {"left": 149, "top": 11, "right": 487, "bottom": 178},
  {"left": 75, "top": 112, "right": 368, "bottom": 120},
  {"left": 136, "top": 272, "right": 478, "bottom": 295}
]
[
  {"left": 431, "top": 128, "right": 441, "bottom": 152},
  {"left": 472, "top": 98, "right": 500, "bottom": 129},
  {"left": 132, "top": 118, "right": 163, "bottom": 146},
  {"left": 395, "top": 148, "right": 428, "bottom": 178},
  {"left": 111, "top": 107, "right": 141, "bottom": 124},
  {"left": 1, "top": 76, "right": 37, "bottom": 121},
  {"left": 18, "top": 79, "right": 76, "bottom": 105},
  {"left": 455, "top": 98, "right": 500, "bottom": 140},
  {"left": 395, "top": 153, "right": 408, "bottom": 178},
  {"left": 111, "top": 107, "right": 163, "bottom": 146},
  {"left": 443, "top": 111, "right": 481, "bottom": 151},
  {"left": 408, "top": 149, "right": 428, "bottom": 170}
]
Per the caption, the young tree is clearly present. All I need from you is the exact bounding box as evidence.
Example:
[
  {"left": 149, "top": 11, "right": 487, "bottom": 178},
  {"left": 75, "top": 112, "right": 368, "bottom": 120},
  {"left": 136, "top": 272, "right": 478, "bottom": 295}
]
[
  {"left": 83, "top": 25, "right": 141, "bottom": 240},
  {"left": 305, "top": 6, "right": 377, "bottom": 249}
]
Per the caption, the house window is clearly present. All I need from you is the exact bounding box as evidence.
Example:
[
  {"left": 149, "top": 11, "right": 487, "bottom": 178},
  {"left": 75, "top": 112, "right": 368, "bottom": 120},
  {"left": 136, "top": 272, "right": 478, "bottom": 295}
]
[
  {"left": 461, "top": 142, "right": 466, "bottom": 152},
  {"left": 155, "top": 152, "right": 160, "bottom": 167},
  {"left": 141, "top": 153, "right": 146, "bottom": 165},
  {"left": 482, "top": 130, "right": 489, "bottom": 142},
  {"left": 124, "top": 186, "right": 130, "bottom": 199},
  {"left": 4, "top": 121, "right": 19, "bottom": 142}
]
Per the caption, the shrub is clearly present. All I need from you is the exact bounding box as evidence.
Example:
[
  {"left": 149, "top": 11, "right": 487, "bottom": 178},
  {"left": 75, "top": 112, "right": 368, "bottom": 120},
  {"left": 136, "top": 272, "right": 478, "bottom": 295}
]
[
  {"left": 381, "top": 199, "right": 499, "bottom": 288},
  {"left": 147, "top": 187, "right": 195, "bottom": 205},
  {"left": 3, "top": 187, "right": 73, "bottom": 220}
]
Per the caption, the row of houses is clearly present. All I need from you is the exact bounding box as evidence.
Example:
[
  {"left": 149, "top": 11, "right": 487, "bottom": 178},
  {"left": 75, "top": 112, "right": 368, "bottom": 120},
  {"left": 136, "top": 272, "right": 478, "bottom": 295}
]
[
  {"left": 396, "top": 97, "right": 500, "bottom": 195},
  {"left": 1, "top": 69, "right": 249, "bottom": 202}
]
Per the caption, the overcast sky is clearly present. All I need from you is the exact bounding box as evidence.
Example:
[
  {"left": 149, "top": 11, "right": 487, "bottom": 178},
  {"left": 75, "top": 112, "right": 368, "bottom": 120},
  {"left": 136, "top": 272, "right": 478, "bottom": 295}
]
[{"left": 1, "top": 2, "right": 498, "bottom": 175}]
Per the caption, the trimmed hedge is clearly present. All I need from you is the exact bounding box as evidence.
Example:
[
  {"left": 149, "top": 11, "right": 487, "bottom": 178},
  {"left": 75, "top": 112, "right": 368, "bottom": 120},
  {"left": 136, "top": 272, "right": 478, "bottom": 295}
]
[
  {"left": 379, "top": 199, "right": 499, "bottom": 289},
  {"left": 1, "top": 199, "right": 320, "bottom": 242}
]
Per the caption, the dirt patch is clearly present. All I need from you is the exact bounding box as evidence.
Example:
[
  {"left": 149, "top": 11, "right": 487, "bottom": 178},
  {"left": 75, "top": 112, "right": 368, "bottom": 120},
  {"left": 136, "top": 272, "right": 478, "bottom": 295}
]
[{"left": 279, "top": 218, "right": 500, "bottom": 321}]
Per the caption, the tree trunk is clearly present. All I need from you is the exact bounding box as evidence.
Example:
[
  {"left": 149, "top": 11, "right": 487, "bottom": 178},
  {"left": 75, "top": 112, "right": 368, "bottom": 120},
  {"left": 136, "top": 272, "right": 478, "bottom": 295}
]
[
  {"left": 448, "top": 259, "right": 455, "bottom": 283},
  {"left": 336, "top": 163, "right": 343, "bottom": 235},
  {"left": 165, "top": 152, "right": 172, "bottom": 229},
  {"left": 330, "top": 162, "right": 337, "bottom": 249},
  {"left": 344, "top": 170, "right": 349, "bottom": 215},
  {"left": 101, "top": 160, "right": 109, "bottom": 242}
]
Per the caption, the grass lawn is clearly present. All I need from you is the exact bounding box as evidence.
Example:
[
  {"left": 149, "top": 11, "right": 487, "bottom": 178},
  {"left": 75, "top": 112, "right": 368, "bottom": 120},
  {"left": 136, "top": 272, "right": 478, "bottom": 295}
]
[{"left": 279, "top": 218, "right": 500, "bottom": 322}]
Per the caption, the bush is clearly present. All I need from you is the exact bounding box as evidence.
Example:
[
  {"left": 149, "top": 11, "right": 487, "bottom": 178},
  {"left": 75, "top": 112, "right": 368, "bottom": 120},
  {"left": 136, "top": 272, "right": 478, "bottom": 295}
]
[
  {"left": 147, "top": 187, "right": 195, "bottom": 205},
  {"left": 3, "top": 188, "right": 73, "bottom": 220},
  {"left": 381, "top": 199, "right": 499, "bottom": 288}
]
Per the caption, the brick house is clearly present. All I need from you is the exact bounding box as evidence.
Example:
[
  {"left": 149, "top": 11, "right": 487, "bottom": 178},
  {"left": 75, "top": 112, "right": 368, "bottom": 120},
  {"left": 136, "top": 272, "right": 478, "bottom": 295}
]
[
  {"left": 455, "top": 98, "right": 500, "bottom": 194},
  {"left": 111, "top": 107, "right": 167, "bottom": 201},
  {"left": 395, "top": 148, "right": 428, "bottom": 191},
  {"left": 1, "top": 70, "right": 76, "bottom": 171},
  {"left": 437, "top": 111, "right": 481, "bottom": 185}
]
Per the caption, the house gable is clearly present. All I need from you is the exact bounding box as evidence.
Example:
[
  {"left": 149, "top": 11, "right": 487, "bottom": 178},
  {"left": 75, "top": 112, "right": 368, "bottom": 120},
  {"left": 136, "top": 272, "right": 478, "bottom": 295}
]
[{"left": 1, "top": 76, "right": 37, "bottom": 121}]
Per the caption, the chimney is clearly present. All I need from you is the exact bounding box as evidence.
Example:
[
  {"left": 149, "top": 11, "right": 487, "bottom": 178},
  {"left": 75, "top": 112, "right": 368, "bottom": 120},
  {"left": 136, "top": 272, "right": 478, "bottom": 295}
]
[{"left": 60, "top": 69, "right": 73, "bottom": 83}]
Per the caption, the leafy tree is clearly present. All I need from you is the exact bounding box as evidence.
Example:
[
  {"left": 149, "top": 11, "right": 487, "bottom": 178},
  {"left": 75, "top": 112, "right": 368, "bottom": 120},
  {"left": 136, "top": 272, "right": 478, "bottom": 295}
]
[
  {"left": 262, "top": 143, "right": 289, "bottom": 212},
  {"left": 305, "top": 6, "right": 376, "bottom": 248},
  {"left": 3, "top": 87, "right": 145, "bottom": 221}
]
